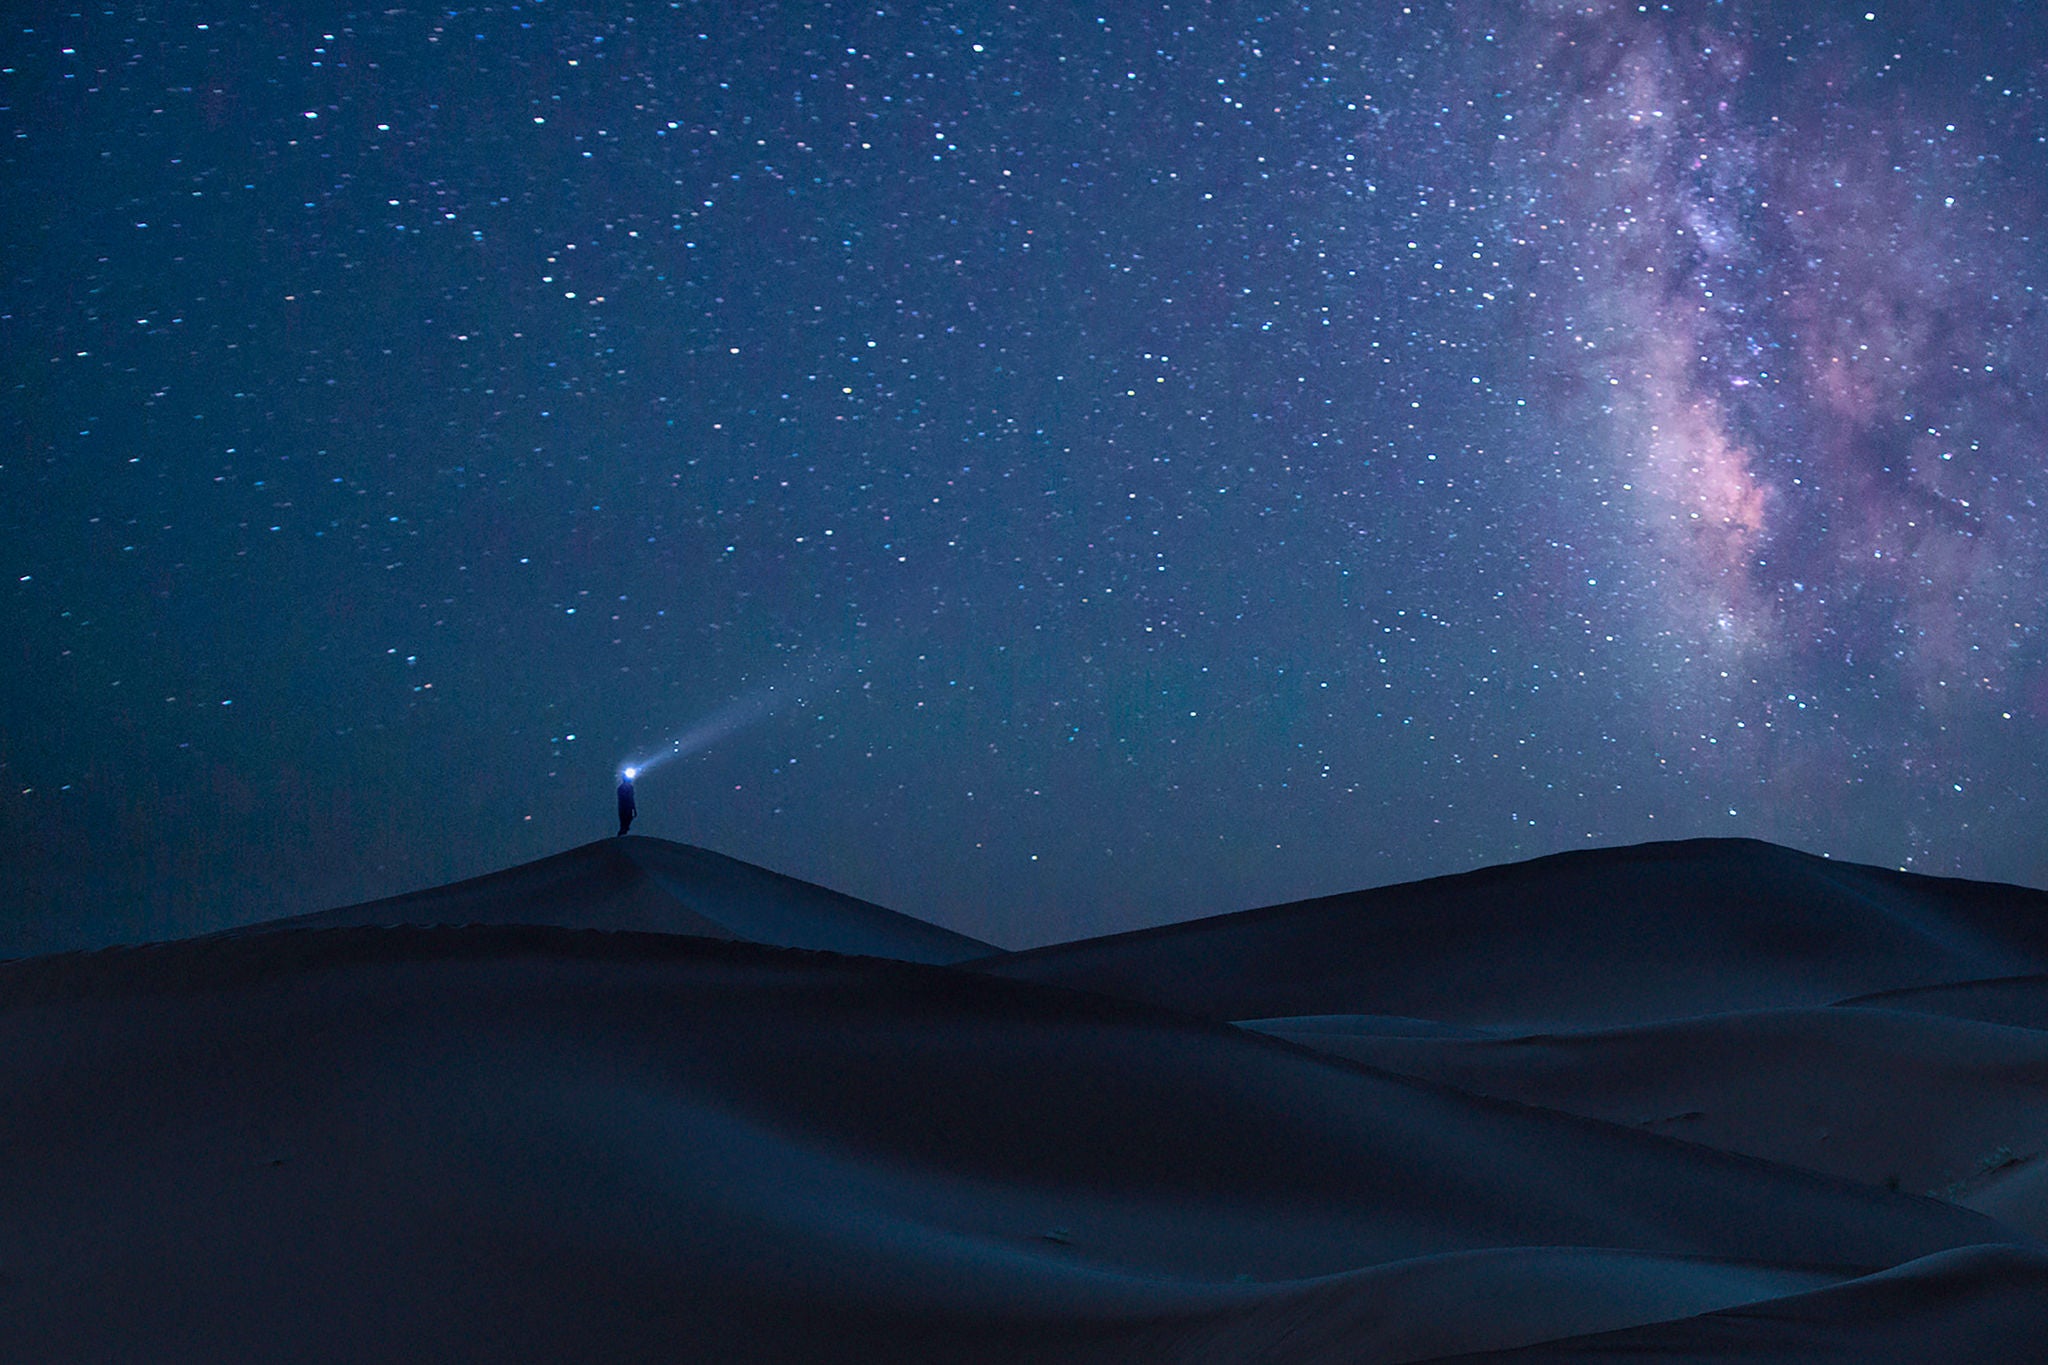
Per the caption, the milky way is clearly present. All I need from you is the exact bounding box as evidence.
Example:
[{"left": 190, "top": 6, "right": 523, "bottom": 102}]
[
  {"left": 1482, "top": 4, "right": 2048, "bottom": 863},
  {"left": 1507, "top": 5, "right": 2046, "bottom": 676},
  {"left": 4, "top": 3, "right": 2046, "bottom": 952}
]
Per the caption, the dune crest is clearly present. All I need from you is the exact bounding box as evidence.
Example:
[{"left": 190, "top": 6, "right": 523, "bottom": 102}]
[
  {"left": 10, "top": 836, "right": 2048, "bottom": 1360},
  {"left": 983, "top": 837, "right": 2048, "bottom": 1028},
  {"left": 258, "top": 835, "right": 993, "bottom": 964}
]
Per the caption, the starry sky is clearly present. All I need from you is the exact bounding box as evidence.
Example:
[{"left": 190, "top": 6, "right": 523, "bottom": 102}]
[{"left": 6, "top": 1, "right": 2048, "bottom": 955}]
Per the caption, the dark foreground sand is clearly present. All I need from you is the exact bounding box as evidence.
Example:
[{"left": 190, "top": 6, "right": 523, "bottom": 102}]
[{"left": 6, "top": 836, "right": 2047, "bottom": 1360}]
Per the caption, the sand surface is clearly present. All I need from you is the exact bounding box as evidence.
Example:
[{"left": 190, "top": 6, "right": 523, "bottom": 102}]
[
  {"left": 984, "top": 837, "right": 2048, "bottom": 1029},
  {"left": 8, "top": 835, "right": 2048, "bottom": 1360},
  {"left": 266, "top": 835, "right": 993, "bottom": 964},
  {"left": 1243, "top": 1005, "right": 2048, "bottom": 1211}
]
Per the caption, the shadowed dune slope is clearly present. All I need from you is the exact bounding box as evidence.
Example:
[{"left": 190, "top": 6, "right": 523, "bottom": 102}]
[
  {"left": 1242, "top": 1006, "right": 2048, "bottom": 1213},
  {"left": 257, "top": 835, "right": 992, "bottom": 965},
  {"left": 1839, "top": 973, "right": 2048, "bottom": 1031},
  {"left": 3, "top": 925, "right": 2034, "bottom": 1364},
  {"left": 1448, "top": 1243, "right": 2048, "bottom": 1364},
  {"left": 982, "top": 838, "right": 2048, "bottom": 1029},
  {"left": 1819, "top": 975, "right": 2048, "bottom": 1240},
  {"left": 1963, "top": 1155, "right": 2048, "bottom": 1240}
]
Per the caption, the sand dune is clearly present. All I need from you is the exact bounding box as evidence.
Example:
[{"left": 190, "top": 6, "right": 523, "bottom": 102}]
[
  {"left": 10, "top": 836, "right": 2048, "bottom": 1359},
  {"left": 1839, "top": 973, "right": 2048, "bottom": 1031},
  {"left": 982, "top": 838, "right": 2048, "bottom": 1028},
  {"left": 1960, "top": 1154, "right": 2048, "bottom": 1240},
  {"left": 264, "top": 835, "right": 992, "bottom": 964},
  {"left": 1442, "top": 1243, "right": 2048, "bottom": 1363},
  {"left": 1243, "top": 1006, "right": 2048, "bottom": 1207}
]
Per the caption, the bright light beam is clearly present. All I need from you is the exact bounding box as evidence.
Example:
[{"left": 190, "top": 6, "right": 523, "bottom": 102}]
[{"left": 617, "top": 684, "right": 793, "bottom": 781}]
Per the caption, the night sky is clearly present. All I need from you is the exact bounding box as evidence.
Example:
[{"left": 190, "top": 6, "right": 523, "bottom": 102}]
[{"left": 6, "top": 2, "right": 2047, "bottom": 955}]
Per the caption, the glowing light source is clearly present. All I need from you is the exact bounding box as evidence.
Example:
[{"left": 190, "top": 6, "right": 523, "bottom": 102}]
[{"left": 617, "top": 676, "right": 823, "bottom": 782}]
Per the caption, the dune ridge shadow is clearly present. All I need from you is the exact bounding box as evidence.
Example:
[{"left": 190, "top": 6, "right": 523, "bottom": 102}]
[{"left": 8, "top": 835, "right": 2048, "bottom": 1360}]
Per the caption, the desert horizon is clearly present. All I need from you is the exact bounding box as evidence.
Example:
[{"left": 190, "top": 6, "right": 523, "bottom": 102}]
[{"left": 7, "top": 833, "right": 2048, "bottom": 1361}]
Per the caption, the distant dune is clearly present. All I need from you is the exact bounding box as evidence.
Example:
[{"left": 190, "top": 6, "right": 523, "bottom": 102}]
[
  {"left": 984, "top": 837, "right": 2048, "bottom": 1028},
  {"left": 7, "top": 836, "right": 2048, "bottom": 1360}
]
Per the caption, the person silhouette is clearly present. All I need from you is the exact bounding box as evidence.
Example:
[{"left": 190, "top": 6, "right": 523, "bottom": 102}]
[{"left": 617, "top": 769, "right": 637, "bottom": 837}]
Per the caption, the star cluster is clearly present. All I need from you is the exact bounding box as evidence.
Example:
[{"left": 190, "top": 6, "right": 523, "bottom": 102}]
[{"left": 4, "top": 2, "right": 2046, "bottom": 952}]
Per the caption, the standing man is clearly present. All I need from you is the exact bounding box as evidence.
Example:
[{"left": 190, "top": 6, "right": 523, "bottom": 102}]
[{"left": 617, "top": 767, "right": 637, "bottom": 837}]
